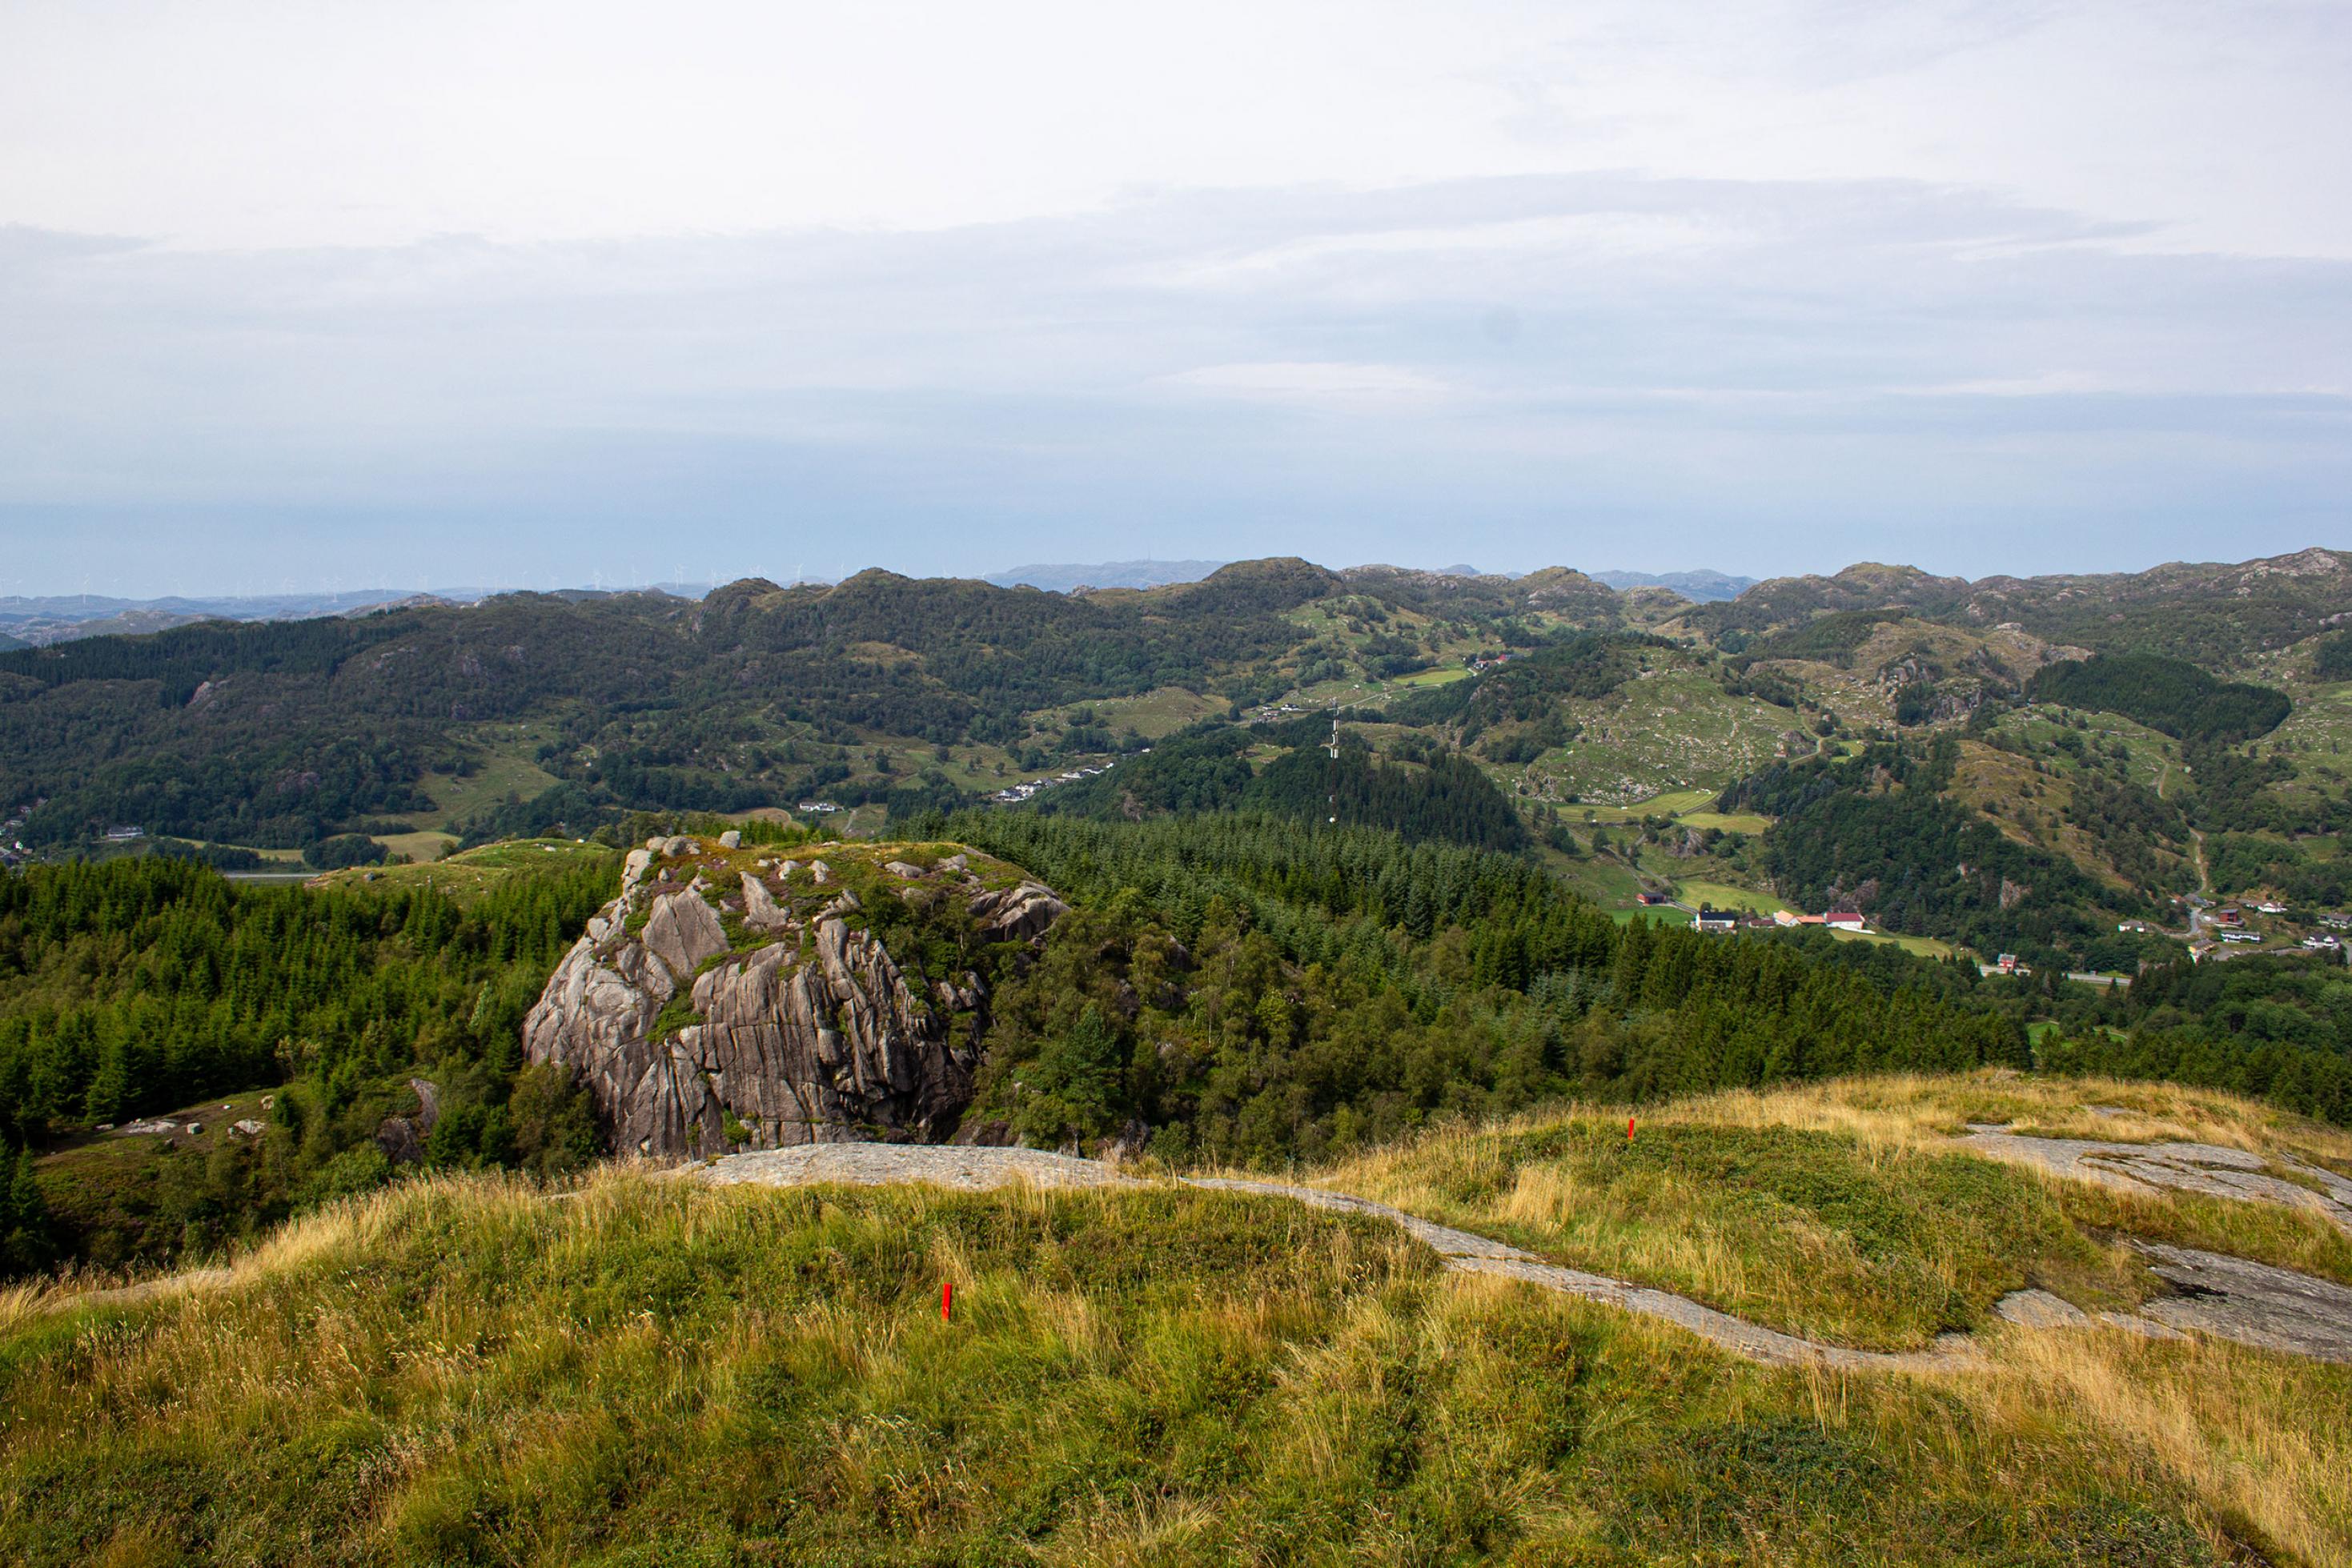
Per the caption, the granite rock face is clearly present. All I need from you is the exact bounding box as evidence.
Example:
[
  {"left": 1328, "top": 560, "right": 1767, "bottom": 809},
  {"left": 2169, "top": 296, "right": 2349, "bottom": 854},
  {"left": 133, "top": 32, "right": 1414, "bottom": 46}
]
[
  {"left": 522, "top": 854, "right": 1062, "bottom": 1157},
  {"left": 969, "top": 880, "right": 1069, "bottom": 942}
]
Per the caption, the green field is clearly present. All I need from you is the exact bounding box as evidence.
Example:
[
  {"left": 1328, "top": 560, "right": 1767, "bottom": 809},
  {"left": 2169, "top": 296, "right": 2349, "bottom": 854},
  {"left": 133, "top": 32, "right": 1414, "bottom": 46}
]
[
  {"left": 373, "top": 828, "right": 458, "bottom": 863},
  {"left": 1574, "top": 786, "right": 1718, "bottom": 823},
  {"left": 1024, "top": 684, "right": 1230, "bottom": 740},
  {"left": 1531, "top": 667, "right": 1792, "bottom": 807},
  {"left": 387, "top": 724, "right": 567, "bottom": 834},
  {"left": 1674, "top": 878, "right": 1790, "bottom": 916},
  {"left": 1830, "top": 926, "right": 1957, "bottom": 959},
  {"left": 1387, "top": 664, "right": 1472, "bottom": 688}
]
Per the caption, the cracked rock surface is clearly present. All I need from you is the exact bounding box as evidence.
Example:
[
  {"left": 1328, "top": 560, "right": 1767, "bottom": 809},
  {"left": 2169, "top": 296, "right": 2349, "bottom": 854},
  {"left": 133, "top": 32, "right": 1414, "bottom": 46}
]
[
  {"left": 2133, "top": 1242, "right": 2352, "bottom": 1361},
  {"left": 1954, "top": 1126, "right": 2352, "bottom": 1233},
  {"left": 524, "top": 854, "right": 1063, "bottom": 1157}
]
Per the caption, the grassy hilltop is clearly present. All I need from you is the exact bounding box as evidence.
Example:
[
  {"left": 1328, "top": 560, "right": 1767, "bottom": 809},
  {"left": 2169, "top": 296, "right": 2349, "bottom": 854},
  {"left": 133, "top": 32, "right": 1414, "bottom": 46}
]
[{"left": 3, "top": 1072, "right": 2347, "bottom": 1566}]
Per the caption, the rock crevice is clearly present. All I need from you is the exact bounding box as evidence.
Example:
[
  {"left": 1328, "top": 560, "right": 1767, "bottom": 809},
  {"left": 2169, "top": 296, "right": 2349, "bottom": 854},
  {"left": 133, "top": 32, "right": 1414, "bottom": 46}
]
[{"left": 523, "top": 849, "right": 1062, "bottom": 1156}]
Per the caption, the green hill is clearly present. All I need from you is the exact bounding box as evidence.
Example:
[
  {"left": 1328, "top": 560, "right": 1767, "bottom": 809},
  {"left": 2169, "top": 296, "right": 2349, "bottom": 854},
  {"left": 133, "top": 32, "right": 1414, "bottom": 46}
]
[
  {"left": 4, "top": 1069, "right": 2346, "bottom": 1565},
  {"left": 2027, "top": 654, "right": 2290, "bottom": 745}
]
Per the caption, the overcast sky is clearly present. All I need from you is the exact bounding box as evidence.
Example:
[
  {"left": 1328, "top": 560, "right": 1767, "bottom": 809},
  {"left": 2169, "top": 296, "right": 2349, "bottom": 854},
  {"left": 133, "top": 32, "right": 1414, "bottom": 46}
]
[{"left": 2, "top": 0, "right": 2347, "bottom": 596}]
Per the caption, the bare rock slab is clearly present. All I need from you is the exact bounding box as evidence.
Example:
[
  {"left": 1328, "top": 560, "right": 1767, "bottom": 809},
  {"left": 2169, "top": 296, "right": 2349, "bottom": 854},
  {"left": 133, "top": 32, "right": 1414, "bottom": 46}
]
[
  {"left": 2134, "top": 1243, "right": 2352, "bottom": 1362},
  {"left": 1954, "top": 1129, "right": 2352, "bottom": 1233}
]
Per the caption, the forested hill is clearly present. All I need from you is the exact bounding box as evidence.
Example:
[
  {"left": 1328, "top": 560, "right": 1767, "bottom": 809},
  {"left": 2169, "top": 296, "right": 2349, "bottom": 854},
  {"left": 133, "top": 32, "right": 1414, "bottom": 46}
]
[
  {"left": 0, "top": 559, "right": 1336, "bottom": 848},
  {"left": 3, "top": 546, "right": 2350, "bottom": 997},
  {"left": 2025, "top": 653, "right": 2291, "bottom": 745},
  {"left": 1691, "top": 547, "right": 2352, "bottom": 661}
]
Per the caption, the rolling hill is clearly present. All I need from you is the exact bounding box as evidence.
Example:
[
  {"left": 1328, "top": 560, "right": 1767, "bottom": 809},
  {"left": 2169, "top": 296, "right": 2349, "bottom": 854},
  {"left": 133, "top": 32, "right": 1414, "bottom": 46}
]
[{"left": 1, "top": 547, "right": 2347, "bottom": 977}]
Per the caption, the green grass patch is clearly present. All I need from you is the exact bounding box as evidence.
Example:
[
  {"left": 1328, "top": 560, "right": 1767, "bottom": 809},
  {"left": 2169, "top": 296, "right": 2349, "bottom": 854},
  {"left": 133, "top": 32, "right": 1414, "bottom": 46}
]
[
  {"left": 1575, "top": 787, "right": 1719, "bottom": 824},
  {"left": 0, "top": 1172, "right": 2258, "bottom": 1566},
  {"left": 1829, "top": 926, "right": 1957, "bottom": 958},
  {"left": 310, "top": 837, "right": 616, "bottom": 906},
  {"left": 1388, "top": 664, "right": 1473, "bottom": 689},
  {"left": 1675, "top": 878, "right": 1790, "bottom": 916},
  {"left": 1327, "top": 1119, "right": 2141, "bottom": 1351}
]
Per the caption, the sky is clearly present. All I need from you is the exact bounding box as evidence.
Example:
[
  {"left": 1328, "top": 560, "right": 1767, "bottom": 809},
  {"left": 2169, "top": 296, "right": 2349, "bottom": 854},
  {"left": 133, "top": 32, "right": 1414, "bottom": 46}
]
[{"left": 2, "top": 0, "right": 2347, "bottom": 597}]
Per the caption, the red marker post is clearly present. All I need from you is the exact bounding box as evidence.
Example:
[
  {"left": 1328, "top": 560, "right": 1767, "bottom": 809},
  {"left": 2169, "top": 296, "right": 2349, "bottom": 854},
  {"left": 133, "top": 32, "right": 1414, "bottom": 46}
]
[
  {"left": 1628, "top": 1113, "right": 1636, "bottom": 1142},
  {"left": 941, "top": 1279, "right": 953, "bottom": 1322}
]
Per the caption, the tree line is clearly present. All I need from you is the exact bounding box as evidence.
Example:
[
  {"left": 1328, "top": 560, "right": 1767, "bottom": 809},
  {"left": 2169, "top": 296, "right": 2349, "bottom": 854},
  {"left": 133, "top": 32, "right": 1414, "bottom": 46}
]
[{"left": 0, "top": 855, "right": 612, "bottom": 1270}]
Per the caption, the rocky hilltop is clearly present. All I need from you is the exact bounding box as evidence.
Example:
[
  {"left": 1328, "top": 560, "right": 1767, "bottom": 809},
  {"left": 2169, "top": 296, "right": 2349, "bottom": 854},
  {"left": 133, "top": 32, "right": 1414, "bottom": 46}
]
[{"left": 523, "top": 836, "right": 1065, "bottom": 1157}]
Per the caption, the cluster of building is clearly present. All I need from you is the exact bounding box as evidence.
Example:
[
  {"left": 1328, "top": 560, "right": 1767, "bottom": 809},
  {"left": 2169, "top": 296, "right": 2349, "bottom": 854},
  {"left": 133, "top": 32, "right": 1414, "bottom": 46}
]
[
  {"left": 2204, "top": 903, "right": 2352, "bottom": 951},
  {"left": 989, "top": 758, "right": 1119, "bottom": 805},
  {"left": 1661, "top": 902, "right": 1868, "bottom": 935},
  {"left": 1770, "top": 908, "right": 1867, "bottom": 932},
  {"left": 1628, "top": 892, "right": 1873, "bottom": 936}
]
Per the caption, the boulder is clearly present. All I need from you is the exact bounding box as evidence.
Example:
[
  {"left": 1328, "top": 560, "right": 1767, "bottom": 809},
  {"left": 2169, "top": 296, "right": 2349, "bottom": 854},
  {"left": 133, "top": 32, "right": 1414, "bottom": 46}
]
[
  {"left": 740, "top": 872, "right": 790, "bottom": 932},
  {"left": 949, "top": 1117, "right": 1014, "bottom": 1147},
  {"left": 231, "top": 1118, "right": 267, "bottom": 1137},
  {"left": 805, "top": 858, "right": 833, "bottom": 884},
  {"left": 643, "top": 888, "right": 730, "bottom": 981},
  {"left": 883, "top": 860, "right": 928, "bottom": 879},
  {"left": 376, "top": 1077, "right": 443, "bottom": 1163},
  {"left": 969, "top": 880, "right": 1069, "bottom": 941},
  {"left": 622, "top": 848, "right": 654, "bottom": 887},
  {"left": 409, "top": 1077, "right": 441, "bottom": 1133},
  {"left": 377, "top": 1117, "right": 423, "bottom": 1164},
  {"left": 718, "top": 829, "right": 742, "bottom": 849},
  {"left": 1098, "top": 1117, "right": 1154, "bottom": 1165}
]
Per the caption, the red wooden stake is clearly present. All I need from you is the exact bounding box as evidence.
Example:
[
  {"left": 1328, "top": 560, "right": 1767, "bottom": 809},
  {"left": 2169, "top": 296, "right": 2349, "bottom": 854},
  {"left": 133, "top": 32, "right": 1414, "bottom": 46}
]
[
  {"left": 1628, "top": 1113, "right": 1636, "bottom": 1141},
  {"left": 941, "top": 1279, "right": 953, "bottom": 1321}
]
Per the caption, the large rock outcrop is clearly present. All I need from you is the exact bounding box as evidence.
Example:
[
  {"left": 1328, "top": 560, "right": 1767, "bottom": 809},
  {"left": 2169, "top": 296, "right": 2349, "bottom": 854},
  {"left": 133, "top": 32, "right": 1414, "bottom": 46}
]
[{"left": 522, "top": 846, "right": 1065, "bottom": 1157}]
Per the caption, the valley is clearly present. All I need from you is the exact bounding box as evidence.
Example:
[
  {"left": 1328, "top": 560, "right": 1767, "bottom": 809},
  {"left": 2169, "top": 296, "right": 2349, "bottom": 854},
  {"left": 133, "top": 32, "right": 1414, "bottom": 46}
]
[{"left": 6, "top": 550, "right": 2346, "bottom": 974}]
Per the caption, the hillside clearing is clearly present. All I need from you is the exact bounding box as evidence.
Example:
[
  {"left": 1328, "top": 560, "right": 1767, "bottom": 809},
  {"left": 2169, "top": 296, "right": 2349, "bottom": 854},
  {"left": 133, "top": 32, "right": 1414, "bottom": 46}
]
[{"left": 2, "top": 1161, "right": 2322, "bottom": 1567}]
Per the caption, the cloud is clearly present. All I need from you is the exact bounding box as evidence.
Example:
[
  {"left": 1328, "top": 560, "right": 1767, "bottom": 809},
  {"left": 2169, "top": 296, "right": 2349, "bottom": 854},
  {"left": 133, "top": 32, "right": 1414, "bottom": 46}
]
[
  {"left": 1152, "top": 361, "right": 1455, "bottom": 405},
  {"left": 0, "top": 167, "right": 2346, "bottom": 591}
]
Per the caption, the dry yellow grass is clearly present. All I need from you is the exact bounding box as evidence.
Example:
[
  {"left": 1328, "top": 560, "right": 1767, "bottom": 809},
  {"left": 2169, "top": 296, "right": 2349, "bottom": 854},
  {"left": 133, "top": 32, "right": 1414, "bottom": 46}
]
[
  {"left": 1310, "top": 1072, "right": 2352, "bottom": 1564},
  {"left": 10, "top": 1135, "right": 2345, "bottom": 1562},
  {"left": 1980, "top": 1325, "right": 2352, "bottom": 1568},
  {"left": 1640, "top": 1069, "right": 2352, "bottom": 1169}
]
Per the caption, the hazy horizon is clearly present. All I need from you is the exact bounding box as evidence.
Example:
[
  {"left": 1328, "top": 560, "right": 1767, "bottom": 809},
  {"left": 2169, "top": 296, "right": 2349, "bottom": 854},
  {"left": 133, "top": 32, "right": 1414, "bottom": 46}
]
[{"left": 2, "top": 542, "right": 2345, "bottom": 612}]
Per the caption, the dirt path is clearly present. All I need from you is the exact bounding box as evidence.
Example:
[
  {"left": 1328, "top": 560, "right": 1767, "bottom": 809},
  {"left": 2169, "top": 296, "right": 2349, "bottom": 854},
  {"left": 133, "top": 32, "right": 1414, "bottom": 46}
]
[{"left": 686, "top": 1145, "right": 2352, "bottom": 1369}]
